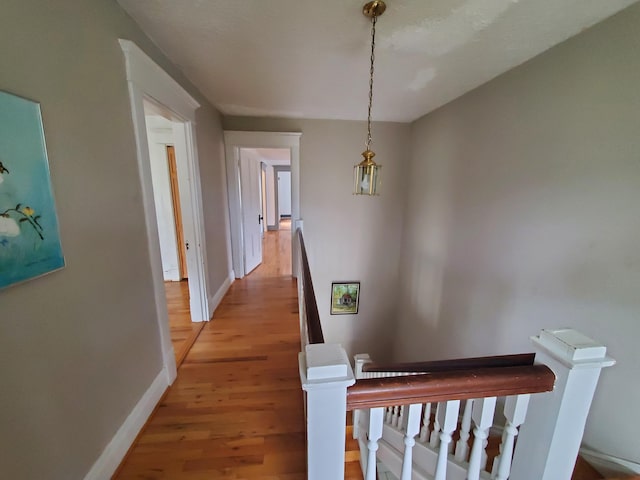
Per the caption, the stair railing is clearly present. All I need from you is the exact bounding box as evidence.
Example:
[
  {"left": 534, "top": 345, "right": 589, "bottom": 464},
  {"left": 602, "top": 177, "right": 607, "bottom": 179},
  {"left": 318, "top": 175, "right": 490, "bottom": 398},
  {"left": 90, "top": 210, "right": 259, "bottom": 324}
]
[
  {"left": 349, "top": 330, "right": 615, "bottom": 480},
  {"left": 296, "top": 227, "right": 615, "bottom": 480},
  {"left": 297, "top": 226, "right": 324, "bottom": 347},
  {"left": 351, "top": 354, "right": 555, "bottom": 480}
]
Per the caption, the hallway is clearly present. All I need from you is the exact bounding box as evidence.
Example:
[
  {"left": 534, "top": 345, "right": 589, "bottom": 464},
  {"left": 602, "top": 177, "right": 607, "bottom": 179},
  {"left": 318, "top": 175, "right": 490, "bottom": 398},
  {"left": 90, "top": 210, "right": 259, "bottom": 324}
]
[{"left": 115, "top": 229, "right": 305, "bottom": 479}]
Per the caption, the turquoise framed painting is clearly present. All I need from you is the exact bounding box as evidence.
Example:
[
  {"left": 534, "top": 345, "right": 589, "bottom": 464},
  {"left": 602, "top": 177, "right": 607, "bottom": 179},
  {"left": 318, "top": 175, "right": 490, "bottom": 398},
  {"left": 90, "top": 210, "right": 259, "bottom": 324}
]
[{"left": 0, "top": 90, "right": 64, "bottom": 289}]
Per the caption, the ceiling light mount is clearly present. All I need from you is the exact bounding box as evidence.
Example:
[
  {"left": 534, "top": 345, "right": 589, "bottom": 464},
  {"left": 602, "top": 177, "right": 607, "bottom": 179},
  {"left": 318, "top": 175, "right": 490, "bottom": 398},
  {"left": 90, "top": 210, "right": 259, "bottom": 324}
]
[{"left": 363, "top": 1, "right": 386, "bottom": 18}]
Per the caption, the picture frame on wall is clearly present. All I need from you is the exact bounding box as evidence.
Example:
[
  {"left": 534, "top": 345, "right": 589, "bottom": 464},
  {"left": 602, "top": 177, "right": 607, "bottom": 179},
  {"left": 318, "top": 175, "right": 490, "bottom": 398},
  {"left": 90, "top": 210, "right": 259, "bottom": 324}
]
[
  {"left": 0, "top": 90, "right": 65, "bottom": 289},
  {"left": 330, "top": 281, "right": 360, "bottom": 315}
]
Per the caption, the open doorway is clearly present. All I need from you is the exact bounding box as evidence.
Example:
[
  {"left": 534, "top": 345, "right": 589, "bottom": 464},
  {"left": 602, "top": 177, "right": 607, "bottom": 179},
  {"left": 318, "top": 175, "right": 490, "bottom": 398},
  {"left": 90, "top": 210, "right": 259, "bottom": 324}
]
[
  {"left": 275, "top": 168, "right": 292, "bottom": 229},
  {"left": 120, "top": 39, "right": 212, "bottom": 384},
  {"left": 224, "top": 131, "right": 302, "bottom": 280},
  {"left": 237, "top": 148, "right": 292, "bottom": 277},
  {"left": 143, "top": 106, "right": 203, "bottom": 367}
]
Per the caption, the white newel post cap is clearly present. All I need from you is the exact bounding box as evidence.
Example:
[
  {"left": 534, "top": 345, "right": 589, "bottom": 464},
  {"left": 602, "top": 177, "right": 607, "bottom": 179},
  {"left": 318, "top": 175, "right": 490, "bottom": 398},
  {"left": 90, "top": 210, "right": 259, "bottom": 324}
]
[
  {"left": 353, "top": 353, "right": 372, "bottom": 379},
  {"left": 511, "top": 328, "right": 616, "bottom": 480},
  {"left": 300, "top": 343, "right": 355, "bottom": 387},
  {"left": 531, "top": 328, "right": 616, "bottom": 368}
]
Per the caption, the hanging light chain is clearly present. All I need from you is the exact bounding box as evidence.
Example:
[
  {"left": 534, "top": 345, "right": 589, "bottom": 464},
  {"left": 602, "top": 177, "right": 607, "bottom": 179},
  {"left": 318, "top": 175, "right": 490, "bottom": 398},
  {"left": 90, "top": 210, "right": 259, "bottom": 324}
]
[{"left": 366, "top": 13, "right": 377, "bottom": 151}]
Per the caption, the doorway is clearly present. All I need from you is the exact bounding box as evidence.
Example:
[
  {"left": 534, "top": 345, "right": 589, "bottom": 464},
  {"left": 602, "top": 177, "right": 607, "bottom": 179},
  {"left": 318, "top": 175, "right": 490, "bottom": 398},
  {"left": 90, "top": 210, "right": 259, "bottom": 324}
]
[
  {"left": 166, "top": 146, "right": 188, "bottom": 280},
  {"left": 237, "top": 148, "right": 292, "bottom": 277},
  {"left": 224, "top": 131, "right": 302, "bottom": 280},
  {"left": 120, "top": 39, "right": 211, "bottom": 383},
  {"left": 144, "top": 109, "right": 203, "bottom": 367},
  {"left": 274, "top": 167, "right": 292, "bottom": 229}
]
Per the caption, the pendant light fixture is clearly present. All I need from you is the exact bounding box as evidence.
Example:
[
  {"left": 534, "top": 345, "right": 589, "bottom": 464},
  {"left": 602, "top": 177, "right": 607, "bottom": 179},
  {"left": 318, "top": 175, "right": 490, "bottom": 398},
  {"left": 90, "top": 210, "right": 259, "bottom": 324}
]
[{"left": 354, "top": 0, "right": 386, "bottom": 196}]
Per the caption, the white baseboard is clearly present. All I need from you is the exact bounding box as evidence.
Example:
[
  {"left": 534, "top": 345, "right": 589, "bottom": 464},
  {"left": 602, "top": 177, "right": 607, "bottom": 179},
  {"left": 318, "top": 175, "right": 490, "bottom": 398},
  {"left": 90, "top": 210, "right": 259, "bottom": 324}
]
[
  {"left": 208, "top": 274, "right": 234, "bottom": 318},
  {"left": 83, "top": 369, "right": 168, "bottom": 480},
  {"left": 580, "top": 447, "right": 640, "bottom": 476}
]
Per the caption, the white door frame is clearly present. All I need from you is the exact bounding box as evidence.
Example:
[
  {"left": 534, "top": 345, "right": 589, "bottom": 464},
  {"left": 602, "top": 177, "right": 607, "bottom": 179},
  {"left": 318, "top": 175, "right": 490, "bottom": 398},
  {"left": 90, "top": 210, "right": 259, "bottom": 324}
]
[
  {"left": 223, "top": 131, "right": 302, "bottom": 279},
  {"left": 119, "top": 39, "right": 211, "bottom": 384}
]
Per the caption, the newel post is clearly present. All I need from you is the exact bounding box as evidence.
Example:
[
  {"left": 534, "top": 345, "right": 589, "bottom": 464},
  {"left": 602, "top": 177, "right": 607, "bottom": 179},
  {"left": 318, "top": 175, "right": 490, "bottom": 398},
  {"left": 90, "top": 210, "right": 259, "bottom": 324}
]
[
  {"left": 300, "top": 343, "right": 355, "bottom": 480},
  {"left": 510, "top": 329, "right": 615, "bottom": 480}
]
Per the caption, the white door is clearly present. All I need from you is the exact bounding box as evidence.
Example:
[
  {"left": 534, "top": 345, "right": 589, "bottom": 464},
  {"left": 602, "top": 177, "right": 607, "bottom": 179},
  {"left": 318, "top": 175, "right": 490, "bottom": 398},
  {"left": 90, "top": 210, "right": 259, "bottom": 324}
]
[
  {"left": 260, "top": 163, "right": 267, "bottom": 237},
  {"left": 277, "top": 171, "right": 292, "bottom": 219},
  {"left": 240, "top": 152, "right": 263, "bottom": 275}
]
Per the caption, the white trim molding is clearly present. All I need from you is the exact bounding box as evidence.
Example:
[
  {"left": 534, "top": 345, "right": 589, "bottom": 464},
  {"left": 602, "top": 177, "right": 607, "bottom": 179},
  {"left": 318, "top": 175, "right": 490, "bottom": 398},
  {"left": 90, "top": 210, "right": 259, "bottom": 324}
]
[
  {"left": 118, "top": 40, "right": 199, "bottom": 120},
  {"left": 83, "top": 370, "right": 168, "bottom": 480},
  {"left": 119, "top": 39, "right": 212, "bottom": 387},
  {"left": 223, "top": 131, "right": 302, "bottom": 278},
  {"left": 580, "top": 447, "right": 640, "bottom": 477}
]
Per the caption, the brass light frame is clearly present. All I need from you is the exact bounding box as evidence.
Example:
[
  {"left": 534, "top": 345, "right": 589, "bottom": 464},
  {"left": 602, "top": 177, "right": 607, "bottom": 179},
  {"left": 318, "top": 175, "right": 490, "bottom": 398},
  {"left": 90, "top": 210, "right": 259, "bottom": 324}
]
[{"left": 354, "top": 1, "right": 386, "bottom": 196}]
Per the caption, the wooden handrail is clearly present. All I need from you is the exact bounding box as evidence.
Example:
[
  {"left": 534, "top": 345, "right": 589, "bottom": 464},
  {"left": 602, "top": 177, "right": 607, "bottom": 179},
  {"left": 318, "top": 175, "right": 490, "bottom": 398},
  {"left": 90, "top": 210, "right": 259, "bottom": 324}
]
[
  {"left": 362, "top": 353, "right": 536, "bottom": 374},
  {"left": 297, "top": 229, "right": 324, "bottom": 344},
  {"left": 346, "top": 364, "right": 555, "bottom": 411}
]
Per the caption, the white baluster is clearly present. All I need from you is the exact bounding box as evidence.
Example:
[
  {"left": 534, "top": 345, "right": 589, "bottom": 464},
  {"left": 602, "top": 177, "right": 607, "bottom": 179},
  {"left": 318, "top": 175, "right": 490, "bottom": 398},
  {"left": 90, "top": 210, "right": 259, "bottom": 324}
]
[
  {"left": 419, "top": 402, "right": 432, "bottom": 442},
  {"left": 365, "top": 407, "right": 385, "bottom": 480},
  {"left": 481, "top": 436, "right": 489, "bottom": 471},
  {"left": 400, "top": 403, "right": 423, "bottom": 480},
  {"left": 455, "top": 398, "right": 474, "bottom": 461},
  {"left": 352, "top": 354, "right": 372, "bottom": 441},
  {"left": 429, "top": 402, "right": 442, "bottom": 447},
  {"left": 493, "top": 394, "right": 530, "bottom": 480},
  {"left": 391, "top": 405, "right": 400, "bottom": 428},
  {"left": 491, "top": 427, "right": 508, "bottom": 478},
  {"left": 398, "top": 405, "right": 406, "bottom": 430},
  {"left": 434, "top": 400, "right": 461, "bottom": 480},
  {"left": 467, "top": 397, "right": 497, "bottom": 480}
]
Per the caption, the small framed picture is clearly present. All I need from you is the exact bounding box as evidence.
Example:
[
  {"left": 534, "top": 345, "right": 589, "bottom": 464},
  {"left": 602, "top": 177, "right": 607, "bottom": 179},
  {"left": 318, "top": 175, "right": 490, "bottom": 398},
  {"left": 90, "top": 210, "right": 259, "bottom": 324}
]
[{"left": 330, "top": 282, "right": 360, "bottom": 315}]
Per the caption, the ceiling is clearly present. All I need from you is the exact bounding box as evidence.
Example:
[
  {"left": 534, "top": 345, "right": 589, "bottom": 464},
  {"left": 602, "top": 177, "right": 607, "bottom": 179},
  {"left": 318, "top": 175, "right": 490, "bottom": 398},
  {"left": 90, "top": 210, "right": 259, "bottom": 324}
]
[{"left": 119, "top": 0, "right": 637, "bottom": 122}]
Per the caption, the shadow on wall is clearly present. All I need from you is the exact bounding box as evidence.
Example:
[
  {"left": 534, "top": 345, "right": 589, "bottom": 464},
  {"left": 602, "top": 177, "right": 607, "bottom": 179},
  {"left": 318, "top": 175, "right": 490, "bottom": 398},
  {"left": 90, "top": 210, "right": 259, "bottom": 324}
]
[
  {"left": 393, "top": 249, "right": 516, "bottom": 363},
  {"left": 350, "top": 208, "right": 399, "bottom": 363},
  {"left": 390, "top": 113, "right": 459, "bottom": 362},
  {"left": 395, "top": 249, "right": 447, "bottom": 357}
]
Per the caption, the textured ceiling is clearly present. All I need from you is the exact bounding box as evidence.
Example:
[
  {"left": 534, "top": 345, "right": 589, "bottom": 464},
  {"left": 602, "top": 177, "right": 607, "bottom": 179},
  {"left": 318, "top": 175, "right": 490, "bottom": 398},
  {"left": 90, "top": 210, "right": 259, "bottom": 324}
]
[{"left": 119, "top": 0, "right": 637, "bottom": 122}]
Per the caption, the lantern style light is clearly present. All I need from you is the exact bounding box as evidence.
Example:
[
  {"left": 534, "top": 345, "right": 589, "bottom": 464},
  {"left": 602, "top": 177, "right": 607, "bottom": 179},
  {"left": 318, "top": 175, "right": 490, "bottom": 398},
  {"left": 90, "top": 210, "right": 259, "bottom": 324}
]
[{"left": 354, "top": 0, "right": 386, "bottom": 196}]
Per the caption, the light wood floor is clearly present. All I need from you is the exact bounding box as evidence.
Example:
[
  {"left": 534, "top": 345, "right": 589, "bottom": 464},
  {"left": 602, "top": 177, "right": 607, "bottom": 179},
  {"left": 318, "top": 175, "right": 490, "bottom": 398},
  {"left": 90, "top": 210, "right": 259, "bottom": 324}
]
[
  {"left": 166, "top": 280, "right": 205, "bottom": 367},
  {"left": 115, "top": 228, "right": 310, "bottom": 479}
]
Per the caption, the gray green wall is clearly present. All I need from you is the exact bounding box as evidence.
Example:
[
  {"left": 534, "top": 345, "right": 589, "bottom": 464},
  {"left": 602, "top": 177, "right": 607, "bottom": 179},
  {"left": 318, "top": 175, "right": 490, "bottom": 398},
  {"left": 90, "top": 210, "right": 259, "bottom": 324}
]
[
  {"left": 0, "top": 1, "right": 230, "bottom": 478},
  {"left": 224, "top": 117, "right": 410, "bottom": 360},
  {"left": 394, "top": 3, "right": 640, "bottom": 463}
]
